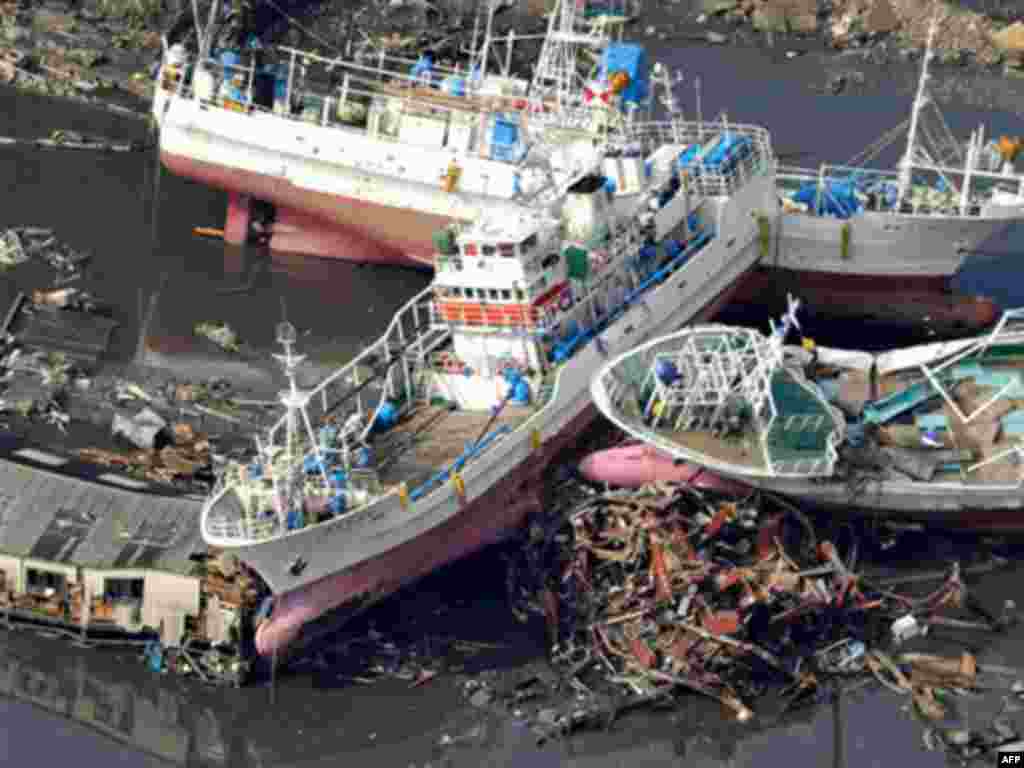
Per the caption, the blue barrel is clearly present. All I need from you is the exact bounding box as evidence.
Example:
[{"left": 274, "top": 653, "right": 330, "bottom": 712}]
[
  {"left": 655, "top": 359, "right": 680, "bottom": 385},
  {"left": 330, "top": 469, "right": 348, "bottom": 488},
  {"left": 511, "top": 378, "right": 531, "bottom": 405},
  {"left": 355, "top": 445, "right": 375, "bottom": 469},
  {"left": 442, "top": 76, "right": 467, "bottom": 96},
  {"left": 247, "top": 461, "right": 262, "bottom": 479},
  {"left": 220, "top": 49, "right": 241, "bottom": 81},
  {"left": 286, "top": 507, "right": 304, "bottom": 531},
  {"left": 328, "top": 494, "right": 348, "bottom": 515},
  {"left": 373, "top": 401, "right": 399, "bottom": 432}
]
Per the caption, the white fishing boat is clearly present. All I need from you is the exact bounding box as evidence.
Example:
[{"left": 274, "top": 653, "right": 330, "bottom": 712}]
[
  {"left": 771, "top": 21, "right": 1024, "bottom": 294},
  {"left": 591, "top": 302, "right": 1024, "bottom": 532},
  {"left": 198, "top": 89, "right": 779, "bottom": 659},
  {"left": 152, "top": 0, "right": 648, "bottom": 264}
]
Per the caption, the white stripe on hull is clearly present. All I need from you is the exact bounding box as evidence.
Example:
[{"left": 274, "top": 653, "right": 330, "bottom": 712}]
[{"left": 212, "top": 173, "right": 778, "bottom": 597}]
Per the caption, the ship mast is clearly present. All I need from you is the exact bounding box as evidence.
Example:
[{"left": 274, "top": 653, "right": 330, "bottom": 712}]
[
  {"left": 897, "top": 19, "right": 938, "bottom": 206},
  {"left": 271, "top": 321, "right": 330, "bottom": 529},
  {"left": 529, "top": 0, "right": 608, "bottom": 112}
]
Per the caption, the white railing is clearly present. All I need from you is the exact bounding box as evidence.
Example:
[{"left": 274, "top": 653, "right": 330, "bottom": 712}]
[{"left": 264, "top": 285, "right": 444, "bottom": 452}]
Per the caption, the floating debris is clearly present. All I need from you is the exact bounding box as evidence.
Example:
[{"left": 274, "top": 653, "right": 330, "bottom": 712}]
[
  {"left": 493, "top": 483, "right": 1010, "bottom": 740},
  {"left": 194, "top": 322, "right": 241, "bottom": 353}
]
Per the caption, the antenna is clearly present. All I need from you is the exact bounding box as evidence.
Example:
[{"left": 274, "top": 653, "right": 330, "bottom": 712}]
[{"left": 898, "top": 16, "right": 938, "bottom": 205}]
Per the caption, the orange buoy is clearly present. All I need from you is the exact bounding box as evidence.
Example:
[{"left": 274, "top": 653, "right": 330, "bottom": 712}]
[
  {"left": 193, "top": 226, "right": 225, "bottom": 239},
  {"left": 997, "top": 136, "right": 1021, "bottom": 163}
]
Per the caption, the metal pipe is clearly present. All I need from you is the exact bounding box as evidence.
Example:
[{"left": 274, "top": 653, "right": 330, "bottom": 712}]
[{"left": 285, "top": 51, "right": 296, "bottom": 115}]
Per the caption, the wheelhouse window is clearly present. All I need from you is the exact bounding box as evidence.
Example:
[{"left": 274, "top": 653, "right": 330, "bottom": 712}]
[
  {"left": 482, "top": 245, "right": 496, "bottom": 257},
  {"left": 500, "top": 289, "right": 512, "bottom": 301},
  {"left": 488, "top": 289, "right": 500, "bottom": 301}
]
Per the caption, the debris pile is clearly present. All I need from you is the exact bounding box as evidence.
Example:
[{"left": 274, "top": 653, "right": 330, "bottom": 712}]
[{"left": 496, "top": 484, "right": 1014, "bottom": 742}]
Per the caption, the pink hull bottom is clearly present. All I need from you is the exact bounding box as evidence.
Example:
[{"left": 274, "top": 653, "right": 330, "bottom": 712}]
[
  {"left": 252, "top": 254, "right": 752, "bottom": 659},
  {"left": 163, "top": 151, "right": 445, "bottom": 269},
  {"left": 253, "top": 412, "right": 575, "bottom": 657},
  {"left": 579, "top": 443, "right": 751, "bottom": 494}
]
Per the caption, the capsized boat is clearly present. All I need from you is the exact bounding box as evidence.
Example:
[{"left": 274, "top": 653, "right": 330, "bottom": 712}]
[
  {"left": 153, "top": 0, "right": 650, "bottom": 264},
  {"left": 590, "top": 303, "right": 1024, "bottom": 532},
  {"left": 771, "top": 20, "right": 1024, "bottom": 294},
  {"left": 200, "top": 110, "right": 778, "bottom": 661}
]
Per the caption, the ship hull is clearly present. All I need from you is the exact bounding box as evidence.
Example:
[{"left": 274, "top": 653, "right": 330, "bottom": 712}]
[
  {"left": 728, "top": 266, "right": 1002, "bottom": 337},
  {"left": 773, "top": 209, "right": 1013, "bottom": 282},
  {"left": 254, "top": 269, "right": 750, "bottom": 659},
  {"left": 157, "top": 94, "right": 530, "bottom": 266},
  {"left": 214, "top": 171, "right": 779, "bottom": 660},
  {"left": 723, "top": 475, "right": 1024, "bottom": 533}
]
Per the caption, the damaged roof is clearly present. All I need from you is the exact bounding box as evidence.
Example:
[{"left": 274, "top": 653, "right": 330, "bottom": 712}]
[{"left": 0, "top": 457, "right": 204, "bottom": 576}]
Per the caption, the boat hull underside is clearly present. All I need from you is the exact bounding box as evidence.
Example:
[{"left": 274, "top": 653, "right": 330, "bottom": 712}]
[{"left": 162, "top": 151, "right": 448, "bottom": 268}]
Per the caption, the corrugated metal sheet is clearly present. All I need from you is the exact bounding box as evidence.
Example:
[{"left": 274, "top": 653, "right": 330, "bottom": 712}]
[{"left": 0, "top": 459, "right": 204, "bottom": 575}]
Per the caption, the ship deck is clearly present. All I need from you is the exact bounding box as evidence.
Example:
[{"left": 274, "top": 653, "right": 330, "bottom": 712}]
[{"left": 375, "top": 404, "right": 535, "bottom": 491}]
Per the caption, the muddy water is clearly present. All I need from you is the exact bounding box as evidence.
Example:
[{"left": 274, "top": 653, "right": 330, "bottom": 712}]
[{"left": 4, "top": 32, "right": 1024, "bottom": 768}]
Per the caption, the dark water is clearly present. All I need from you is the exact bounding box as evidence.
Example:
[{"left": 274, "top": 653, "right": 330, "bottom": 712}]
[{"left": 4, "top": 34, "right": 1024, "bottom": 767}]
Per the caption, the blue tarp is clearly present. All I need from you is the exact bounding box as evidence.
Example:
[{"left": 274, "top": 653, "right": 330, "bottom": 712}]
[
  {"left": 702, "top": 133, "right": 752, "bottom": 172},
  {"left": 599, "top": 42, "right": 649, "bottom": 106},
  {"left": 791, "top": 180, "right": 862, "bottom": 219},
  {"left": 677, "top": 135, "right": 752, "bottom": 173}
]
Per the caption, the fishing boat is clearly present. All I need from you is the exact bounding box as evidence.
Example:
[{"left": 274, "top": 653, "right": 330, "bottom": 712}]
[
  {"left": 199, "top": 100, "right": 779, "bottom": 659},
  {"left": 152, "top": 0, "right": 649, "bottom": 265},
  {"left": 770, "top": 21, "right": 1024, "bottom": 296},
  {"left": 590, "top": 301, "right": 1024, "bottom": 532}
]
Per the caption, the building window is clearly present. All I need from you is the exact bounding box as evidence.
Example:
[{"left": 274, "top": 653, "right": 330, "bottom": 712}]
[
  {"left": 105, "top": 577, "right": 145, "bottom": 602},
  {"left": 26, "top": 569, "right": 66, "bottom": 596}
]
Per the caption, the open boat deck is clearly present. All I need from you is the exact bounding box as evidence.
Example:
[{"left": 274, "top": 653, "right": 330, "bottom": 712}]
[
  {"left": 653, "top": 426, "right": 766, "bottom": 469},
  {"left": 376, "top": 404, "right": 534, "bottom": 490}
]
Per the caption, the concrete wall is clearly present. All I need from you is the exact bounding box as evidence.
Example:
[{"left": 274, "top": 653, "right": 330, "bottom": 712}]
[{"left": 0, "top": 554, "right": 22, "bottom": 592}]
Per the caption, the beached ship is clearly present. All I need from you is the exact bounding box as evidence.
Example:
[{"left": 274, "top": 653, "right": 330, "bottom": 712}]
[
  {"left": 770, "top": 21, "right": 1024, "bottom": 297},
  {"left": 590, "top": 303, "right": 1024, "bottom": 532},
  {"left": 199, "top": 104, "right": 778, "bottom": 659},
  {"left": 152, "top": 0, "right": 647, "bottom": 264}
]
